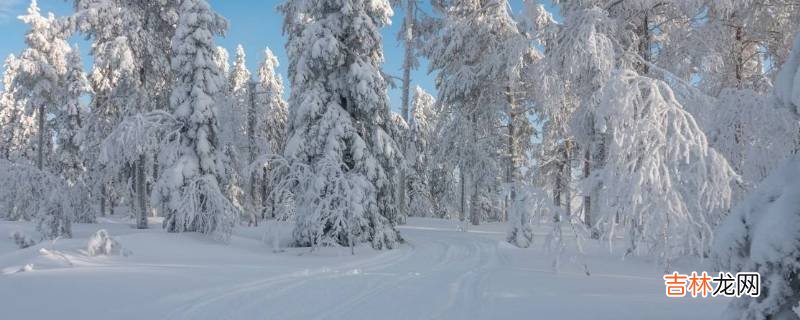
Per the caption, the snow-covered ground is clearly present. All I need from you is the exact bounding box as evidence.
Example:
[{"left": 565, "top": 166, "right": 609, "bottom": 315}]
[{"left": 0, "top": 217, "right": 728, "bottom": 319}]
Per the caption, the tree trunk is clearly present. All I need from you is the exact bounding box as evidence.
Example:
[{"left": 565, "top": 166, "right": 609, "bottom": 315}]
[
  {"left": 459, "top": 166, "right": 465, "bottom": 222},
  {"left": 100, "top": 184, "right": 107, "bottom": 217},
  {"left": 248, "top": 80, "right": 258, "bottom": 225},
  {"left": 36, "top": 104, "right": 45, "bottom": 170},
  {"left": 637, "top": 14, "right": 651, "bottom": 75},
  {"left": 505, "top": 84, "right": 517, "bottom": 223},
  {"left": 400, "top": 0, "right": 415, "bottom": 122},
  {"left": 135, "top": 154, "right": 148, "bottom": 229},
  {"left": 563, "top": 140, "right": 572, "bottom": 219}
]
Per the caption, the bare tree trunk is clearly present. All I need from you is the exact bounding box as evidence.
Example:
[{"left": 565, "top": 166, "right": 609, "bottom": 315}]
[
  {"left": 563, "top": 140, "right": 572, "bottom": 219},
  {"left": 505, "top": 84, "right": 517, "bottom": 223},
  {"left": 100, "top": 184, "right": 107, "bottom": 217},
  {"left": 583, "top": 148, "right": 592, "bottom": 228},
  {"left": 400, "top": 0, "right": 415, "bottom": 122},
  {"left": 459, "top": 166, "right": 466, "bottom": 222},
  {"left": 36, "top": 104, "right": 45, "bottom": 170},
  {"left": 734, "top": 25, "right": 744, "bottom": 88},
  {"left": 135, "top": 154, "right": 148, "bottom": 229},
  {"left": 637, "top": 14, "right": 651, "bottom": 75},
  {"left": 247, "top": 80, "right": 258, "bottom": 226}
]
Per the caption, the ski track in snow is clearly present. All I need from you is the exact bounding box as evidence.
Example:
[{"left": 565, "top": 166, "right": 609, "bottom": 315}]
[{"left": 0, "top": 219, "right": 728, "bottom": 320}]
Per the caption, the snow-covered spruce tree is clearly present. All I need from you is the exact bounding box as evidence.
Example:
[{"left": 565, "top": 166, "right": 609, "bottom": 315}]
[
  {"left": 252, "top": 47, "right": 288, "bottom": 220},
  {"left": 280, "top": 0, "right": 403, "bottom": 249},
  {"left": 14, "top": 0, "right": 72, "bottom": 171},
  {"left": 56, "top": 47, "right": 90, "bottom": 186},
  {"left": 0, "top": 54, "right": 37, "bottom": 163},
  {"left": 406, "top": 86, "right": 436, "bottom": 218},
  {"left": 591, "top": 69, "right": 736, "bottom": 264},
  {"left": 255, "top": 48, "right": 288, "bottom": 157},
  {"left": 217, "top": 44, "right": 248, "bottom": 224},
  {"left": 214, "top": 46, "right": 230, "bottom": 80},
  {"left": 713, "top": 33, "right": 800, "bottom": 320},
  {"left": 154, "top": 0, "right": 237, "bottom": 240},
  {"left": 535, "top": 4, "right": 615, "bottom": 232},
  {"left": 229, "top": 44, "right": 250, "bottom": 154},
  {"left": 386, "top": 111, "right": 410, "bottom": 223},
  {"left": 423, "top": 0, "right": 532, "bottom": 224},
  {"left": 55, "top": 46, "right": 94, "bottom": 223}
]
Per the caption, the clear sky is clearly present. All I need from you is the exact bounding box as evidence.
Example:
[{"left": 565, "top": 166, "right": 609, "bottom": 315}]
[{"left": 0, "top": 0, "right": 555, "bottom": 114}]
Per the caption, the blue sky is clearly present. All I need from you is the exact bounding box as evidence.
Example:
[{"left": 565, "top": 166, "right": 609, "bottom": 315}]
[{"left": 0, "top": 0, "right": 554, "bottom": 113}]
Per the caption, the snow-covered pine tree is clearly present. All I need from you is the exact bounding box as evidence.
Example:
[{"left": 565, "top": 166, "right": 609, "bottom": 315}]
[
  {"left": 14, "top": 0, "right": 72, "bottom": 171},
  {"left": 154, "top": 0, "right": 237, "bottom": 240},
  {"left": 55, "top": 47, "right": 90, "bottom": 186},
  {"left": 280, "top": 0, "right": 403, "bottom": 249},
  {"left": 229, "top": 44, "right": 250, "bottom": 156},
  {"left": 56, "top": 46, "right": 94, "bottom": 223},
  {"left": 214, "top": 44, "right": 247, "bottom": 220},
  {"left": 252, "top": 47, "right": 288, "bottom": 220},
  {"left": 219, "top": 44, "right": 249, "bottom": 224},
  {"left": 73, "top": 0, "right": 178, "bottom": 224},
  {"left": 214, "top": 46, "right": 230, "bottom": 80},
  {"left": 423, "top": 0, "right": 531, "bottom": 224},
  {"left": 256, "top": 48, "right": 287, "bottom": 156},
  {"left": 0, "top": 54, "right": 37, "bottom": 163},
  {"left": 406, "top": 86, "right": 436, "bottom": 218}
]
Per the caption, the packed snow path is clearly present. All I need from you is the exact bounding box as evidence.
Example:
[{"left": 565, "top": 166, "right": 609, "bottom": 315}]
[{"left": 0, "top": 218, "right": 726, "bottom": 319}]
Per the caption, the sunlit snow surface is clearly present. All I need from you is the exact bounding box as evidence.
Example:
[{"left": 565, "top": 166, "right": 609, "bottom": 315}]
[{"left": 0, "top": 217, "right": 727, "bottom": 319}]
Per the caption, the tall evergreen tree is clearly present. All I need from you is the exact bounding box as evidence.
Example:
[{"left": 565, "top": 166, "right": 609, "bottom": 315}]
[
  {"left": 154, "top": 0, "right": 237, "bottom": 239},
  {"left": 280, "top": 0, "right": 403, "bottom": 249}
]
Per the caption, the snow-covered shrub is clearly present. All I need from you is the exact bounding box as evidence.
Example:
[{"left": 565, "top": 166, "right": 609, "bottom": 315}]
[
  {"left": 9, "top": 231, "right": 36, "bottom": 249},
  {"left": 0, "top": 160, "right": 73, "bottom": 239},
  {"left": 713, "top": 158, "right": 800, "bottom": 320},
  {"left": 505, "top": 184, "right": 543, "bottom": 248},
  {"left": 87, "top": 229, "right": 127, "bottom": 256}
]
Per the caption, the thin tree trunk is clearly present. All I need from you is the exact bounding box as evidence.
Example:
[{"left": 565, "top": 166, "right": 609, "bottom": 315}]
[
  {"left": 505, "top": 84, "right": 516, "bottom": 223},
  {"left": 563, "top": 140, "right": 572, "bottom": 219},
  {"left": 248, "top": 80, "right": 258, "bottom": 226},
  {"left": 100, "top": 184, "right": 107, "bottom": 217},
  {"left": 459, "top": 166, "right": 466, "bottom": 222},
  {"left": 400, "top": 0, "right": 415, "bottom": 122},
  {"left": 36, "top": 104, "right": 45, "bottom": 170},
  {"left": 583, "top": 148, "right": 592, "bottom": 229},
  {"left": 638, "top": 14, "right": 651, "bottom": 75},
  {"left": 135, "top": 154, "right": 148, "bottom": 229}
]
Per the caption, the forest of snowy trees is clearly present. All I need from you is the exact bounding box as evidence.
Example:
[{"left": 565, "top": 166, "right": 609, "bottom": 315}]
[{"left": 1, "top": 0, "right": 800, "bottom": 319}]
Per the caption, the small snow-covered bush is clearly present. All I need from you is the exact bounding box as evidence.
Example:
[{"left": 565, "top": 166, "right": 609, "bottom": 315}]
[
  {"left": 506, "top": 184, "right": 544, "bottom": 248},
  {"left": 0, "top": 160, "right": 74, "bottom": 239},
  {"left": 9, "top": 231, "right": 36, "bottom": 249},
  {"left": 87, "top": 229, "right": 127, "bottom": 256}
]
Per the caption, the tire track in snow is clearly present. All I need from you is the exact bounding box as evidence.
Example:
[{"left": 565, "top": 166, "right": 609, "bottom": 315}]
[{"left": 164, "top": 245, "right": 416, "bottom": 320}]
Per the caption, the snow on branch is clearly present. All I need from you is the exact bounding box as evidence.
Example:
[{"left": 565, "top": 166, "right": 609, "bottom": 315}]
[{"left": 590, "top": 69, "right": 737, "bottom": 265}]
